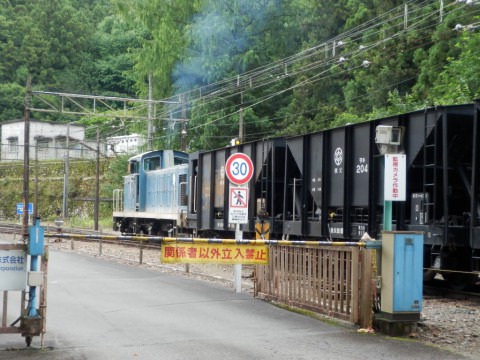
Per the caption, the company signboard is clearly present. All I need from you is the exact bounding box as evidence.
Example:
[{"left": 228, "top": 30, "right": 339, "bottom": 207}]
[{"left": 0, "top": 249, "right": 27, "bottom": 291}]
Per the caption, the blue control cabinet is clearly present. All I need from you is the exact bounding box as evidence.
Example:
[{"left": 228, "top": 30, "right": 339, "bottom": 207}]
[{"left": 381, "top": 231, "right": 423, "bottom": 320}]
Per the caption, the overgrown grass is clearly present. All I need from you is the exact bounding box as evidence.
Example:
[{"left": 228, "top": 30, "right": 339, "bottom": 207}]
[
  {"left": 67, "top": 216, "right": 112, "bottom": 230},
  {"left": 38, "top": 216, "right": 113, "bottom": 232}
]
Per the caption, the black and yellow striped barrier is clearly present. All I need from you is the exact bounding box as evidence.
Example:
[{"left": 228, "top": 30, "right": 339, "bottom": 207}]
[{"left": 44, "top": 232, "right": 381, "bottom": 249}]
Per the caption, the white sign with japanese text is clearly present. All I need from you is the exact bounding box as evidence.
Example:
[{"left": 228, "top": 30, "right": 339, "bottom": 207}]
[
  {"left": 0, "top": 250, "right": 27, "bottom": 291},
  {"left": 229, "top": 186, "right": 249, "bottom": 224},
  {"left": 384, "top": 154, "right": 406, "bottom": 201}
]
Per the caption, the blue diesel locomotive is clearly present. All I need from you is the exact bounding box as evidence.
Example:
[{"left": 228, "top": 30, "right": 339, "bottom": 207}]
[{"left": 113, "top": 150, "right": 189, "bottom": 236}]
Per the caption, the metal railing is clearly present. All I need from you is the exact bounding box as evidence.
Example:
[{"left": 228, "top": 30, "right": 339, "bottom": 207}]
[{"left": 113, "top": 189, "right": 124, "bottom": 212}]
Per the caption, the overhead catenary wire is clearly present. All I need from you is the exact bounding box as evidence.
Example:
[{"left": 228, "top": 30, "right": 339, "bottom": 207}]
[
  {"left": 164, "top": 8, "right": 469, "bottom": 130},
  {"left": 153, "top": 0, "right": 467, "bottom": 127},
  {"left": 22, "top": 1, "right": 478, "bottom": 147},
  {"left": 156, "top": 0, "right": 456, "bottom": 111},
  {"left": 156, "top": 30, "right": 480, "bottom": 142},
  {"left": 39, "top": 0, "right": 458, "bottom": 136},
  {"left": 156, "top": 2, "right": 480, "bottom": 142}
]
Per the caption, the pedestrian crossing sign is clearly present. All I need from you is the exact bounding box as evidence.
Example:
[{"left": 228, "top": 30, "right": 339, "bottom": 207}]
[{"left": 229, "top": 186, "right": 249, "bottom": 223}]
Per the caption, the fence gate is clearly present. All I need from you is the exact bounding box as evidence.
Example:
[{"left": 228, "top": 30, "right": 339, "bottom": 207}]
[
  {"left": 0, "top": 243, "right": 48, "bottom": 347},
  {"left": 254, "top": 245, "right": 374, "bottom": 328}
]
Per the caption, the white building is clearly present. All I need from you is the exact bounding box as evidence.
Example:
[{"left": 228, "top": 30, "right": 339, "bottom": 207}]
[
  {"left": 107, "top": 134, "right": 145, "bottom": 156},
  {"left": 0, "top": 119, "right": 102, "bottom": 161}
]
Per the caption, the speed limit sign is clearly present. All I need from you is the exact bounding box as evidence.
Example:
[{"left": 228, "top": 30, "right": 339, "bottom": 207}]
[{"left": 225, "top": 153, "right": 254, "bottom": 185}]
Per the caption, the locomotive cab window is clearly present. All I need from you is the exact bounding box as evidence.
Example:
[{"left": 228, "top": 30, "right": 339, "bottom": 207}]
[
  {"left": 144, "top": 156, "right": 161, "bottom": 171},
  {"left": 129, "top": 160, "right": 139, "bottom": 174},
  {"left": 174, "top": 156, "right": 188, "bottom": 165}
]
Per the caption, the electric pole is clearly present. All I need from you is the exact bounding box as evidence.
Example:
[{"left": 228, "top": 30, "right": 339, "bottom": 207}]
[
  {"left": 181, "top": 94, "right": 187, "bottom": 151},
  {"left": 22, "top": 76, "right": 31, "bottom": 241},
  {"left": 63, "top": 123, "right": 70, "bottom": 219},
  {"left": 94, "top": 128, "right": 100, "bottom": 231},
  {"left": 239, "top": 91, "right": 244, "bottom": 143},
  {"left": 147, "top": 73, "right": 153, "bottom": 151}
]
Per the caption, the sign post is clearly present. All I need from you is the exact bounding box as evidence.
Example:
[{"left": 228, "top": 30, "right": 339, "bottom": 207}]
[{"left": 225, "top": 153, "right": 254, "bottom": 293}]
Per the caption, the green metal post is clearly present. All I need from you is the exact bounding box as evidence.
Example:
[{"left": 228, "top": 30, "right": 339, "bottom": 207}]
[{"left": 383, "top": 200, "right": 392, "bottom": 231}]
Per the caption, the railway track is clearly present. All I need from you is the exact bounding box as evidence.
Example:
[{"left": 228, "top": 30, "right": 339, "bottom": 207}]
[
  {"left": 0, "top": 223, "right": 23, "bottom": 235},
  {"left": 2, "top": 222, "right": 479, "bottom": 299},
  {"left": 424, "top": 279, "right": 480, "bottom": 302},
  {"left": 0, "top": 222, "right": 103, "bottom": 236},
  {"left": 0, "top": 222, "right": 162, "bottom": 249}
]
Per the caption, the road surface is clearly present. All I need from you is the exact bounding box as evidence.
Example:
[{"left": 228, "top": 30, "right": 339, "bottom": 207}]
[{"left": 0, "top": 249, "right": 469, "bottom": 359}]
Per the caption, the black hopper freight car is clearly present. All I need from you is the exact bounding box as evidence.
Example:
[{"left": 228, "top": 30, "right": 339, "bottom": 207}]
[{"left": 186, "top": 103, "right": 480, "bottom": 290}]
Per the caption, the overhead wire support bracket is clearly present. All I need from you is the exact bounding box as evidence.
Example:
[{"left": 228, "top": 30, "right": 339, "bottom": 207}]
[{"left": 27, "top": 91, "right": 181, "bottom": 120}]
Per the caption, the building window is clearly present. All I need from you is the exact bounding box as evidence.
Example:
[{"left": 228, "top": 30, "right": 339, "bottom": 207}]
[
  {"left": 8, "top": 138, "right": 18, "bottom": 153},
  {"left": 37, "top": 139, "right": 49, "bottom": 151}
]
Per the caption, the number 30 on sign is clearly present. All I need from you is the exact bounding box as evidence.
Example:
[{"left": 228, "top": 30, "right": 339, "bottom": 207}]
[{"left": 225, "top": 153, "right": 254, "bottom": 185}]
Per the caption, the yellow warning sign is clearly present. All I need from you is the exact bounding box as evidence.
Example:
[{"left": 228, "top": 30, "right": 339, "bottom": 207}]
[
  {"left": 161, "top": 243, "right": 268, "bottom": 265},
  {"left": 255, "top": 221, "right": 270, "bottom": 240}
]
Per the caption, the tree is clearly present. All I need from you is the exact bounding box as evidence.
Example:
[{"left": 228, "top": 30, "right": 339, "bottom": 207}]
[
  {"left": 428, "top": 30, "right": 480, "bottom": 104},
  {"left": 0, "top": 0, "right": 112, "bottom": 93},
  {"left": 113, "top": 0, "right": 198, "bottom": 99},
  {"left": 0, "top": 83, "right": 25, "bottom": 121},
  {"left": 90, "top": 15, "right": 143, "bottom": 96}
]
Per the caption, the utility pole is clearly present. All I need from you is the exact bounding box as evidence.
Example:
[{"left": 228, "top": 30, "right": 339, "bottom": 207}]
[
  {"left": 239, "top": 91, "right": 244, "bottom": 143},
  {"left": 34, "top": 144, "right": 39, "bottom": 220},
  {"left": 63, "top": 123, "right": 70, "bottom": 218},
  {"left": 94, "top": 128, "right": 100, "bottom": 231},
  {"left": 147, "top": 73, "right": 153, "bottom": 151},
  {"left": 22, "top": 76, "right": 31, "bottom": 241},
  {"left": 180, "top": 94, "right": 187, "bottom": 151},
  {"left": 440, "top": 0, "right": 444, "bottom": 23},
  {"left": 404, "top": 3, "right": 408, "bottom": 29}
]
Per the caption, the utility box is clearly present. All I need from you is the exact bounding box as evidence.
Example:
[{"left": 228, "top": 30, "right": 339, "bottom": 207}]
[
  {"left": 381, "top": 231, "right": 423, "bottom": 320},
  {"left": 27, "top": 271, "right": 44, "bottom": 287}
]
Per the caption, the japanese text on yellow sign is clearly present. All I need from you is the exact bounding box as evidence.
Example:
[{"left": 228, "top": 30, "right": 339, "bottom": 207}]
[{"left": 161, "top": 243, "right": 269, "bottom": 265}]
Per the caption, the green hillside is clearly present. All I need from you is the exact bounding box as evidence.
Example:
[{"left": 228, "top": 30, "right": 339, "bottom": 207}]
[{"left": 0, "top": 157, "right": 125, "bottom": 222}]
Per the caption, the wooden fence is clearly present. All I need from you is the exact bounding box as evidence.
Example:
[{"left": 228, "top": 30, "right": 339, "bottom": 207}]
[
  {"left": 254, "top": 245, "right": 374, "bottom": 328},
  {"left": 0, "top": 244, "right": 48, "bottom": 346}
]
